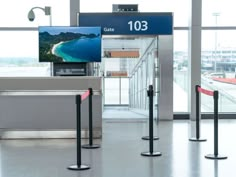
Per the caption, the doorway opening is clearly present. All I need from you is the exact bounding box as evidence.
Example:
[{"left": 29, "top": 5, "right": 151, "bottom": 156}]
[{"left": 101, "top": 35, "right": 159, "bottom": 119}]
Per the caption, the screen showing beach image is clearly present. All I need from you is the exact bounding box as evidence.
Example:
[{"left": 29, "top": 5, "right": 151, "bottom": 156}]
[{"left": 39, "top": 26, "right": 101, "bottom": 63}]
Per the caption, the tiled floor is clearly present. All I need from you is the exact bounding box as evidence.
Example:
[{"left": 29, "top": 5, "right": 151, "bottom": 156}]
[
  {"left": 0, "top": 119, "right": 235, "bottom": 177},
  {"left": 102, "top": 106, "right": 148, "bottom": 119}
]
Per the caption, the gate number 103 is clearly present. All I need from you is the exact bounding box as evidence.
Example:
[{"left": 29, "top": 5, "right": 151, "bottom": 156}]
[{"left": 128, "top": 20, "right": 148, "bottom": 31}]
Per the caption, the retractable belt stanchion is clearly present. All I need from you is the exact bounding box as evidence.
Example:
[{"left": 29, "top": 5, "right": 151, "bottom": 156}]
[
  {"left": 82, "top": 88, "right": 100, "bottom": 149},
  {"left": 68, "top": 94, "right": 90, "bottom": 171},
  {"left": 141, "top": 85, "right": 161, "bottom": 157},
  {"left": 189, "top": 85, "right": 207, "bottom": 142},
  {"left": 142, "top": 85, "right": 159, "bottom": 141},
  {"left": 205, "top": 91, "right": 227, "bottom": 160}
]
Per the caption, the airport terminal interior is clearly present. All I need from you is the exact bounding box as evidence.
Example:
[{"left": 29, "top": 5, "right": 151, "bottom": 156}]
[{"left": 0, "top": 0, "right": 236, "bottom": 177}]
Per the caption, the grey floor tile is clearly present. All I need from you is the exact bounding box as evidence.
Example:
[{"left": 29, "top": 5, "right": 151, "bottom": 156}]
[{"left": 0, "top": 119, "right": 235, "bottom": 177}]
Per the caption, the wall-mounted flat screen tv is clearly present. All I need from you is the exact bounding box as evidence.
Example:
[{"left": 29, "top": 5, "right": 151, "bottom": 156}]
[{"left": 39, "top": 26, "right": 101, "bottom": 63}]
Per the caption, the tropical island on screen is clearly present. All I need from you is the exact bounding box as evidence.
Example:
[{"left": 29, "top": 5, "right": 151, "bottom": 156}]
[{"left": 39, "top": 26, "right": 101, "bottom": 63}]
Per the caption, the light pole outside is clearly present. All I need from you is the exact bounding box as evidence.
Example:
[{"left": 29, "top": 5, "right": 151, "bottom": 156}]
[{"left": 212, "top": 12, "right": 220, "bottom": 72}]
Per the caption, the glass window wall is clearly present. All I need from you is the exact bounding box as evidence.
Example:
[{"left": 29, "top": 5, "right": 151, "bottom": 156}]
[
  {"left": 0, "top": 0, "right": 69, "bottom": 77},
  {"left": 103, "top": 77, "right": 129, "bottom": 105},
  {"left": 201, "top": 30, "right": 236, "bottom": 112},
  {"left": 202, "top": 0, "right": 236, "bottom": 27},
  {"left": 121, "top": 78, "right": 129, "bottom": 104},
  {"left": 0, "top": 0, "right": 69, "bottom": 27},
  {"left": 104, "top": 78, "right": 120, "bottom": 105},
  {"left": 2, "top": 1, "right": 234, "bottom": 115},
  {"left": 129, "top": 37, "right": 157, "bottom": 111},
  {"left": 0, "top": 31, "right": 50, "bottom": 76}
]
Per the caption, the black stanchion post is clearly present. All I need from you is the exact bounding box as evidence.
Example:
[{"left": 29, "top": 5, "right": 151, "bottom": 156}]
[
  {"left": 68, "top": 95, "right": 90, "bottom": 170},
  {"left": 82, "top": 88, "right": 100, "bottom": 149},
  {"left": 196, "top": 85, "right": 200, "bottom": 139},
  {"left": 141, "top": 85, "right": 161, "bottom": 157},
  {"left": 205, "top": 91, "right": 227, "bottom": 160},
  {"left": 149, "top": 87, "right": 153, "bottom": 154},
  {"left": 142, "top": 86, "right": 159, "bottom": 141},
  {"left": 214, "top": 91, "right": 219, "bottom": 156},
  {"left": 189, "top": 85, "right": 206, "bottom": 142}
]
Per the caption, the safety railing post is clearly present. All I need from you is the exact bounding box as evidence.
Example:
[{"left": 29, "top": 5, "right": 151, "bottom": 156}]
[
  {"left": 68, "top": 95, "right": 90, "bottom": 170},
  {"left": 205, "top": 91, "right": 227, "bottom": 160},
  {"left": 189, "top": 85, "right": 206, "bottom": 142},
  {"left": 82, "top": 88, "right": 100, "bottom": 149},
  {"left": 141, "top": 85, "right": 161, "bottom": 157}
]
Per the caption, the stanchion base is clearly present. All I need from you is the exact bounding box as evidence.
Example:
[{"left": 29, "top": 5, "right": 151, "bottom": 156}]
[
  {"left": 189, "top": 137, "right": 207, "bottom": 142},
  {"left": 141, "top": 151, "right": 162, "bottom": 157},
  {"left": 142, "top": 136, "right": 159, "bottom": 140},
  {"left": 82, "top": 144, "right": 100, "bottom": 149},
  {"left": 205, "top": 154, "right": 227, "bottom": 160},
  {"left": 67, "top": 164, "right": 90, "bottom": 171}
]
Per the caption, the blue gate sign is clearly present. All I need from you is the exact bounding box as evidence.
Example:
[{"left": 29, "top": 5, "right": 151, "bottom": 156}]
[{"left": 78, "top": 12, "right": 173, "bottom": 35}]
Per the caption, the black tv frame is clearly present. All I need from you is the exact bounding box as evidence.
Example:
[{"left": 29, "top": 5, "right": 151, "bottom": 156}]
[{"left": 39, "top": 26, "right": 102, "bottom": 63}]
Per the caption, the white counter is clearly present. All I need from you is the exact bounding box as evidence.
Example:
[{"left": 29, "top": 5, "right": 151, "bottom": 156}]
[{"left": 0, "top": 77, "right": 102, "bottom": 139}]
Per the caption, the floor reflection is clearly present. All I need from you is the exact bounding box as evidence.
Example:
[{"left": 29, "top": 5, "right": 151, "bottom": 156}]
[{"left": 0, "top": 119, "right": 235, "bottom": 177}]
